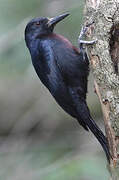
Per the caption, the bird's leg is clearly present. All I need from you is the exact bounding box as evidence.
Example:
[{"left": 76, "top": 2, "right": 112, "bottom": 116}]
[{"left": 78, "top": 22, "right": 97, "bottom": 50}]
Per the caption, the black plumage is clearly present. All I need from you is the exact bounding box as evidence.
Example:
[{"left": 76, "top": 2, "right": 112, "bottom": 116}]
[{"left": 25, "top": 13, "right": 110, "bottom": 161}]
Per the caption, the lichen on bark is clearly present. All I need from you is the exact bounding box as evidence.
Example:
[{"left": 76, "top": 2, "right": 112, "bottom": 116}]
[{"left": 84, "top": 0, "right": 119, "bottom": 176}]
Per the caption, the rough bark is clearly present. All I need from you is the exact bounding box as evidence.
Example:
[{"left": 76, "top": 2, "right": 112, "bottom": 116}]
[{"left": 84, "top": 0, "right": 119, "bottom": 179}]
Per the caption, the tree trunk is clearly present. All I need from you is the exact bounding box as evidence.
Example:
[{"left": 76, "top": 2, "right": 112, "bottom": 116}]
[{"left": 84, "top": 0, "right": 119, "bottom": 179}]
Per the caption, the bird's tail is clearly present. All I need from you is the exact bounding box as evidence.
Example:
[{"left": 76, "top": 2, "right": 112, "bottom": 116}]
[{"left": 76, "top": 100, "right": 110, "bottom": 162}]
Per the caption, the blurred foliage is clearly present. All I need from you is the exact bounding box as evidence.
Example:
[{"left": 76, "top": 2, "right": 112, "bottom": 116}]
[
  {"left": 0, "top": 134, "right": 109, "bottom": 180},
  {"left": 0, "top": 0, "right": 110, "bottom": 179}
]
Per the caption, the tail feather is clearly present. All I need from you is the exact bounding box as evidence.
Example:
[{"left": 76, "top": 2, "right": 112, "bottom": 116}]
[
  {"left": 76, "top": 100, "right": 110, "bottom": 161},
  {"left": 68, "top": 87, "right": 110, "bottom": 161},
  {"left": 86, "top": 115, "right": 110, "bottom": 162}
]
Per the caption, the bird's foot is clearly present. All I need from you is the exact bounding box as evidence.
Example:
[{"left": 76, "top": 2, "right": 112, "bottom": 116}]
[
  {"left": 79, "top": 39, "right": 97, "bottom": 45},
  {"left": 78, "top": 22, "right": 97, "bottom": 49}
]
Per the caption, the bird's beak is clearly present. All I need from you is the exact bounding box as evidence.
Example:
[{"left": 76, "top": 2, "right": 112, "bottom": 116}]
[{"left": 47, "top": 13, "right": 70, "bottom": 27}]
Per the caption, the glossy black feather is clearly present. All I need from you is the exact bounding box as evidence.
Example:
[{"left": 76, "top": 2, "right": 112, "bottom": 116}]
[{"left": 25, "top": 16, "right": 110, "bottom": 161}]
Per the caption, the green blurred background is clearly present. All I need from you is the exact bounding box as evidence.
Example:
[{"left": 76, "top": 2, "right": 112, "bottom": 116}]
[{"left": 0, "top": 0, "right": 109, "bottom": 179}]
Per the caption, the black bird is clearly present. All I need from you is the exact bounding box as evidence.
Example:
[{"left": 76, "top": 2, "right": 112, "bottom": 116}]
[{"left": 25, "top": 13, "right": 110, "bottom": 161}]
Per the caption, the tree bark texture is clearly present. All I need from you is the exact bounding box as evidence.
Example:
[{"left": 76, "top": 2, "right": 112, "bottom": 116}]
[{"left": 84, "top": 0, "right": 119, "bottom": 179}]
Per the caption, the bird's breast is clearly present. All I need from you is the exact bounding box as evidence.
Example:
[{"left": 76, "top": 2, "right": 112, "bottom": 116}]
[{"left": 30, "top": 39, "right": 62, "bottom": 94}]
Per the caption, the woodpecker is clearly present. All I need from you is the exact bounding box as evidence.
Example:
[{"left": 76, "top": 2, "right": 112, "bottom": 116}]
[{"left": 25, "top": 13, "right": 110, "bottom": 161}]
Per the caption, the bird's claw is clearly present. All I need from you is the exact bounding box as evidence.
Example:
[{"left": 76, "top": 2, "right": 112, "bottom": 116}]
[
  {"left": 79, "top": 39, "right": 97, "bottom": 45},
  {"left": 78, "top": 22, "right": 97, "bottom": 49},
  {"left": 78, "top": 21, "right": 94, "bottom": 39}
]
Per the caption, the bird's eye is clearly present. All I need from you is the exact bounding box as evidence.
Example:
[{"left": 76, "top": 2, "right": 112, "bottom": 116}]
[{"left": 35, "top": 22, "right": 41, "bottom": 26}]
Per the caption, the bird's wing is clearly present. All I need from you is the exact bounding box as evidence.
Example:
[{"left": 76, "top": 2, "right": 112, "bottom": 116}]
[
  {"left": 32, "top": 40, "right": 80, "bottom": 119},
  {"left": 52, "top": 36, "right": 89, "bottom": 97}
]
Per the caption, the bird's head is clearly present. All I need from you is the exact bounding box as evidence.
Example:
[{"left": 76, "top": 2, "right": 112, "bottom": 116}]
[{"left": 25, "top": 13, "right": 69, "bottom": 43}]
